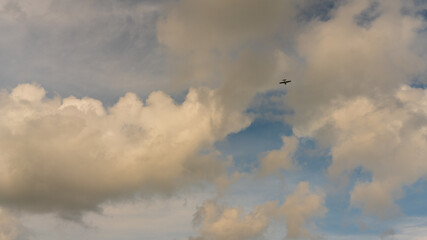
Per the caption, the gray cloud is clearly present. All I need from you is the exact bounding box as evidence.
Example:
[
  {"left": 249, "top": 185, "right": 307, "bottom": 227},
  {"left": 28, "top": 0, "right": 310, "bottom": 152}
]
[
  {"left": 0, "top": 0, "right": 167, "bottom": 103},
  {"left": 380, "top": 228, "right": 396, "bottom": 239},
  {"left": 157, "top": 0, "right": 299, "bottom": 94},
  {"left": 0, "top": 208, "right": 29, "bottom": 240}
]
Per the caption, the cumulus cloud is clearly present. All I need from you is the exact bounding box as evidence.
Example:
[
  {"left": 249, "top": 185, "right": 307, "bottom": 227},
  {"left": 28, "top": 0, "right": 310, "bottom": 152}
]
[
  {"left": 280, "top": 0, "right": 427, "bottom": 218},
  {"left": 190, "top": 182, "right": 326, "bottom": 240},
  {"left": 259, "top": 136, "right": 298, "bottom": 176},
  {"left": 281, "top": 182, "right": 327, "bottom": 239},
  {"left": 189, "top": 200, "right": 277, "bottom": 240},
  {"left": 0, "top": 83, "right": 251, "bottom": 219},
  {"left": 0, "top": 0, "right": 301, "bottom": 225},
  {"left": 291, "top": 86, "right": 427, "bottom": 218},
  {"left": 287, "top": 0, "right": 426, "bottom": 133}
]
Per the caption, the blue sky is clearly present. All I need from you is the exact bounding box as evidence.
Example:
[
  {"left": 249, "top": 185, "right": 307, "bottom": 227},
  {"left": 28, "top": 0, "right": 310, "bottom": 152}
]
[{"left": 0, "top": 0, "right": 427, "bottom": 239}]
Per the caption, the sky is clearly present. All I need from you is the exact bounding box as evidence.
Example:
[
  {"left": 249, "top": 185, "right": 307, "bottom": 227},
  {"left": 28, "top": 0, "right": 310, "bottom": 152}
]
[{"left": 0, "top": 0, "right": 427, "bottom": 239}]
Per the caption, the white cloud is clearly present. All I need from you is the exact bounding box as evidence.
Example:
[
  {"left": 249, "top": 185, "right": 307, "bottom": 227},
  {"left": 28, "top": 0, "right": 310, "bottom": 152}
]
[
  {"left": 280, "top": 182, "right": 327, "bottom": 239},
  {"left": 0, "top": 84, "right": 251, "bottom": 219},
  {"left": 0, "top": 0, "right": 302, "bottom": 230},
  {"left": 281, "top": 0, "right": 427, "bottom": 218},
  {"left": 287, "top": 0, "right": 426, "bottom": 134},
  {"left": 259, "top": 136, "right": 298, "bottom": 176},
  {"left": 393, "top": 217, "right": 427, "bottom": 240},
  {"left": 291, "top": 86, "right": 427, "bottom": 218},
  {"left": 190, "top": 200, "right": 277, "bottom": 240},
  {"left": 0, "top": 0, "right": 426, "bottom": 237},
  {"left": 190, "top": 182, "right": 326, "bottom": 240}
]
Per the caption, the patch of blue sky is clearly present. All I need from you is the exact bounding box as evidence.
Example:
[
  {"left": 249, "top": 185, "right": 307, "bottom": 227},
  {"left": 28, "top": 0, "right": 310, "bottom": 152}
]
[
  {"left": 217, "top": 106, "right": 383, "bottom": 236},
  {"left": 322, "top": 194, "right": 362, "bottom": 235},
  {"left": 216, "top": 89, "right": 389, "bottom": 236},
  {"left": 409, "top": 76, "right": 427, "bottom": 89},
  {"left": 289, "top": 137, "right": 331, "bottom": 191},
  {"left": 348, "top": 167, "right": 373, "bottom": 190},
  {"left": 419, "top": 9, "right": 427, "bottom": 20},
  {"left": 296, "top": 0, "right": 337, "bottom": 23},
  {"left": 215, "top": 118, "right": 292, "bottom": 172},
  {"left": 398, "top": 178, "right": 427, "bottom": 217},
  {"left": 322, "top": 202, "right": 396, "bottom": 236},
  {"left": 354, "top": 1, "right": 381, "bottom": 29},
  {"left": 321, "top": 167, "right": 379, "bottom": 236},
  {"left": 170, "top": 88, "right": 189, "bottom": 105},
  {"left": 412, "top": 1, "right": 427, "bottom": 33},
  {"left": 320, "top": 166, "right": 427, "bottom": 238},
  {"left": 294, "top": 137, "right": 331, "bottom": 173},
  {"left": 409, "top": 81, "right": 427, "bottom": 89},
  {"left": 215, "top": 90, "right": 292, "bottom": 172},
  {"left": 214, "top": 87, "right": 427, "bottom": 238},
  {"left": 246, "top": 89, "right": 293, "bottom": 120},
  {"left": 296, "top": 147, "right": 427, "bottom": 237},
  {"left": 413, "top": 0, "right": 427, "bottom": 8}
]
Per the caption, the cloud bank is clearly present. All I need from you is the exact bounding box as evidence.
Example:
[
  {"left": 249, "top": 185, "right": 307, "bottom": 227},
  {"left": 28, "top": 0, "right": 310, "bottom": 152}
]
[
  {"left": 0, "top": 0, "right": 167, "bottom": 100},
  {"left": 0, "top": 83, "right": 251, "bottom": 219}
]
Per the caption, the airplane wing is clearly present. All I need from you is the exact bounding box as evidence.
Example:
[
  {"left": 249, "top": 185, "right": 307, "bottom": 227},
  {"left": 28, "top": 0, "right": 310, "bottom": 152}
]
[{"left": 279, "top": 78, "right": 291, "bottom": 84}]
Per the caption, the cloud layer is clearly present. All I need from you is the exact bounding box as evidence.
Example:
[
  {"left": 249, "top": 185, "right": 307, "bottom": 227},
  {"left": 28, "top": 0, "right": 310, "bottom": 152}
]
[
  {"left": 287, "top": 0, "right": 426, "bottom": 132},
  {"left": 0, "top": 0, "right": 168, "bottom": 101}
]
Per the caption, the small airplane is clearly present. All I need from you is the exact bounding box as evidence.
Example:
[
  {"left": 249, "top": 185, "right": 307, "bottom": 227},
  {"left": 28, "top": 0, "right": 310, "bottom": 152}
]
[{"left": 279, "top": 79, "right": 291, "bottom": 85}]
